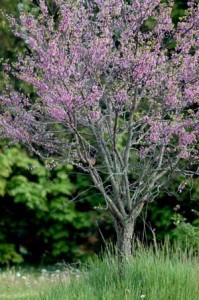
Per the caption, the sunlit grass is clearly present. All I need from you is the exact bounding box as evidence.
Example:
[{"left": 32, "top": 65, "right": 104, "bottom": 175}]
[{"left": 0, "top": 267, "right": 69, "bottom": 300}]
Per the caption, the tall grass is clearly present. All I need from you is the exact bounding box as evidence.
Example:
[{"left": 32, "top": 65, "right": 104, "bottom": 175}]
[
  {"left": 41, "top": 243, "right": 199, "bottom": 300},
  {"left": 1, "top": 243, "right": 198, "bottom": 300}
]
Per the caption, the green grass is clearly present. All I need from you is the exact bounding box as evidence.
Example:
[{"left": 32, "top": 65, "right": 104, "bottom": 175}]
[
  {"left": 1, "top": 245, "right": 199, "bottom": 300},
  {"left": 0, "top": 267, "right": 69, "bottom": 300}
]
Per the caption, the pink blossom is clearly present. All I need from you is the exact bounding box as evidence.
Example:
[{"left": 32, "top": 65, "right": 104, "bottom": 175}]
[
  {"left": 116, "top": 90, "right": 128, "bottom": 103},
  {"left": 180, "top": 151, "right": 190, "bottom": 159},
  {"left": 90, "top": 111, "right": 101, "bottom": 121},
  {"left": 39, "top": 0, "right": 48, "bottom": 16},
  {"left": 4, "top": 64, "right": 11, "bottom": 72},
  {"left": 166, "top": 95, "right": 178, "bottom": 106},
  {"left": 49, "top": 107, "right": 67, "bottom": 121},
  {"left": 49, "top": 41, "right": 58, "bottom": 57},
  {"left": 179, "top": 132, "right": 196, "bottom": 146}
]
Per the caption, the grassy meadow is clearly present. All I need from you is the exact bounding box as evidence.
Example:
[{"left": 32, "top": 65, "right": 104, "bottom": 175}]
[{"left": 0, "top": 244, "right": 199, "bottom": 300}]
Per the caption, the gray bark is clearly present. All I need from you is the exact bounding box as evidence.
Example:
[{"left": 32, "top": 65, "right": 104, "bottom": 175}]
[{"left": 115, "top": 219, "right": 135, "bottom": 263}]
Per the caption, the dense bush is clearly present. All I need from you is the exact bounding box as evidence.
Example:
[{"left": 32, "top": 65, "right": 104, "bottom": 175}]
[{"left": 0, "top": 146, "right": 112, "bottom": 264}]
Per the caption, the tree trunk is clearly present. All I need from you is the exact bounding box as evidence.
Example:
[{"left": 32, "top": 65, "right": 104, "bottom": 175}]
[{"left": 115, "top": 219, "right": 135, "bottom": 264}]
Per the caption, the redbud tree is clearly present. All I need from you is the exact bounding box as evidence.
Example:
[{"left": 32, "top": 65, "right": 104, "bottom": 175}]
[{"left": 0, "top": 0, "right": 198, "bottom": 260}]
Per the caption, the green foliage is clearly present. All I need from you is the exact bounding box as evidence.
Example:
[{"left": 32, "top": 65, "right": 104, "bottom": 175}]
[
  {"left": 0, "top": 0, "right": 23, "bottom": 59},
  {"left": 143, "top": 173, "right": 199, "bottom": 243},
  {"left": 171, "top": 1, "right": 187, "bottom": 24},
  {"left": 0, "top": 243, "right": 23, "bottom": 265},
  {"left": 171, "top": 212, "right": 199, "bottom": 252},
  {"left": 0, "top": 146, "right": 105, "bottom": 265}
]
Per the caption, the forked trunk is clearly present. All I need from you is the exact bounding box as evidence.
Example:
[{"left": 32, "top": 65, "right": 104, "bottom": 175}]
[{"left": 115, "top": 219, "right": 135, "bottom": 265}]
